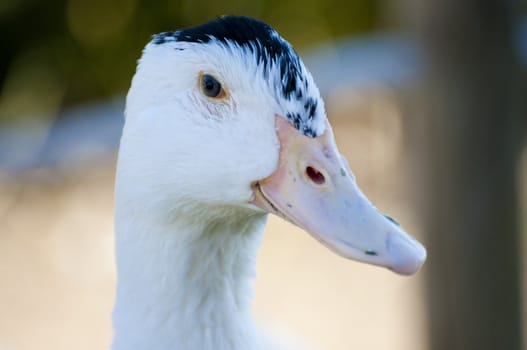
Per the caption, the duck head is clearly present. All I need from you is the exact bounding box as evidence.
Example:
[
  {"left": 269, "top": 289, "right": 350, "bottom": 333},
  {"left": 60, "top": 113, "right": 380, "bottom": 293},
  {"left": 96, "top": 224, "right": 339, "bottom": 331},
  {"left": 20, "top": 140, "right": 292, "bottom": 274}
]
[{"left": 121, "top": 16, "right": 426, "bottom": 275}]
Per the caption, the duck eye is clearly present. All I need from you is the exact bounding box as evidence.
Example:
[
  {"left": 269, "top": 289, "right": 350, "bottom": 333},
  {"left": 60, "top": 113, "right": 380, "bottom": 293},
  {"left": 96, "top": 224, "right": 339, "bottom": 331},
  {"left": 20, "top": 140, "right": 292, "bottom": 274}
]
[{"left": 200, "top": 74, "right": 223, "bottom": 98}]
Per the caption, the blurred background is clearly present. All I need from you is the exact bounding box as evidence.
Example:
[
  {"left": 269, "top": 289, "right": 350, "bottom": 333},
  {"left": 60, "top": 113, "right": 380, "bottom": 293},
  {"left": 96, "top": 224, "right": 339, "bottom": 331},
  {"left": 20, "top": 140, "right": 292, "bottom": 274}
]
[{"left": 0, "top": 0, "right": 526, "bottom": 349}]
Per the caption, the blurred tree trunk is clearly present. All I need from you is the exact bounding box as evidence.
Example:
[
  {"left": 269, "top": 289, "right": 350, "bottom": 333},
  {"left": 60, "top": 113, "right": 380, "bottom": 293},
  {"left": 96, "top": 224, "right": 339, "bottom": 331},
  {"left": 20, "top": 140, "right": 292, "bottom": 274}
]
[{"left": 413, "top": 0, "right": 526, "bottom": 350}]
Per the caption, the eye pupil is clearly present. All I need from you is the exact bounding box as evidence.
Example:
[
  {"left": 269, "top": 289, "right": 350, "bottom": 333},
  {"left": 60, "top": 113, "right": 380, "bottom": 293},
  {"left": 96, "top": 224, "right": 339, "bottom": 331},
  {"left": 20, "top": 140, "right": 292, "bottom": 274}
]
[{"left": 201, "top": 74, "right": 222, "bottom": 97}]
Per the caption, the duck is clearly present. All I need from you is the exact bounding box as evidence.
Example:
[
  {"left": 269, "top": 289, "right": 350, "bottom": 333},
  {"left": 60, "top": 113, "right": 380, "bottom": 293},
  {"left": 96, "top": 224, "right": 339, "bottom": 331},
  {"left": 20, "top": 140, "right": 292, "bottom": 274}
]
[{"left": 112, "top": 15, "right": 427, "bottom": 350}]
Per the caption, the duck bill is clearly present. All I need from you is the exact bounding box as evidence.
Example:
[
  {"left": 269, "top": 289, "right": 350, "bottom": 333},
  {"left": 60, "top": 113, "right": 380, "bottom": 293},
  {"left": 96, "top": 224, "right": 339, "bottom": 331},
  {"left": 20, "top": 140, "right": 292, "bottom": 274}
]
[{"left": 252, "top": 116, "right": 426, "bottom": 275}]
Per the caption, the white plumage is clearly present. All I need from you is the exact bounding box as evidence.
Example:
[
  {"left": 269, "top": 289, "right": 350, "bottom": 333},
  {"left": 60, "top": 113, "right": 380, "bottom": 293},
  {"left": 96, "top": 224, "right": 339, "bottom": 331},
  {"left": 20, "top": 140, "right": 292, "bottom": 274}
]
[{"left": 113, "top": 16, "right": 426, "bottom": 350}]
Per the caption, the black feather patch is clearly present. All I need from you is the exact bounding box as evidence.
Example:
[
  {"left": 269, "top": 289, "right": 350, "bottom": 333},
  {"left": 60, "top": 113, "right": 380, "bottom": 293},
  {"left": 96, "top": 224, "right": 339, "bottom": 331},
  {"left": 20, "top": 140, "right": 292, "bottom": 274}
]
[{"left": 152, "top": 16, "right": 323, "bottom": 137}]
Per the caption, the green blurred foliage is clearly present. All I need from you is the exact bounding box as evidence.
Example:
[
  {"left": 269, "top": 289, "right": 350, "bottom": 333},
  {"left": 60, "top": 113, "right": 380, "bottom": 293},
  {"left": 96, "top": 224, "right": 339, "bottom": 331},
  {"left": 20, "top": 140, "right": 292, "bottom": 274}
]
[{"left": 0, "top": 0, "right": 382, "bottom": 122}]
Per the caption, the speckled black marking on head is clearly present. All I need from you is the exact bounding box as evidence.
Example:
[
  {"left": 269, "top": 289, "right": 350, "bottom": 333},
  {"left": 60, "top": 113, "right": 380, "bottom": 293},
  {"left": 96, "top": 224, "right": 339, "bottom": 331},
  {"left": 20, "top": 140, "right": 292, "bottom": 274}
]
[
  {"left": 153, "top": 32, "right": 178, "bottom": 45},
  {"left": 152, "top": 16, "right": 323, "bottom": 137},
  {"left": 304, "top": 97, "right": 317, "bottom": 120}
]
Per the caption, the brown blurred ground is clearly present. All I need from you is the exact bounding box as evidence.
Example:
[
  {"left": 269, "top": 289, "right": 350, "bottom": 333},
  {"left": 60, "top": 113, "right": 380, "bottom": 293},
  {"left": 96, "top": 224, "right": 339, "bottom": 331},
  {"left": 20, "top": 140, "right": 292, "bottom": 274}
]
[{"left": 0, "top": 90, "right": 524, "bottom": 350}]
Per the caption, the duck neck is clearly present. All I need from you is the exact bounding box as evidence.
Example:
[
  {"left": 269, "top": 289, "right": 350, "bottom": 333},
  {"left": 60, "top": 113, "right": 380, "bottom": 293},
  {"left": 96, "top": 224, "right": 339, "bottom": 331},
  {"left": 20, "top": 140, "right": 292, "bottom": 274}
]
[{"left": 112, "top": 201, "right": 267, "bottom": 350}]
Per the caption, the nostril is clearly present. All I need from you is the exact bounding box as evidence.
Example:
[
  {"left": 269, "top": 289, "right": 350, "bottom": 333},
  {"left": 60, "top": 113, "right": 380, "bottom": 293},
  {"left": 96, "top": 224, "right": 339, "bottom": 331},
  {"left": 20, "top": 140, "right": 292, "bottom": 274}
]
[{"left": 306, "top": 166, "right": 326, "bottom": 185}]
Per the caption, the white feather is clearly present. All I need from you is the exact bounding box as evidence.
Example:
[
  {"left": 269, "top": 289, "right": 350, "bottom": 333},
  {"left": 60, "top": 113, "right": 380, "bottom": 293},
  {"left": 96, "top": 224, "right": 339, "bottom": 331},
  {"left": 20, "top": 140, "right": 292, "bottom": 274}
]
[{"left": 113, "top": 34, "right": 324, "bottom": 349}]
